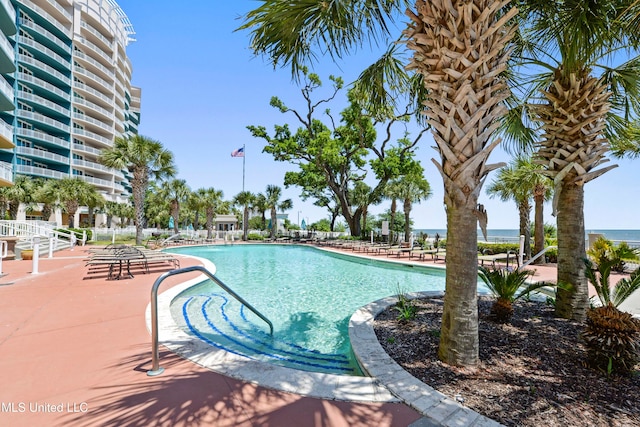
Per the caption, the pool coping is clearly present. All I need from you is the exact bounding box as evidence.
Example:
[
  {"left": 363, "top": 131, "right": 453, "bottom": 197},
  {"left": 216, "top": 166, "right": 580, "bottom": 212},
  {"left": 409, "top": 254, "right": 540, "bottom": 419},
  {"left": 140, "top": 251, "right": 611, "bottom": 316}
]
[
  {"left": 349, "top": 291, "right": 503, "bottom": 427},
  {"left": 146, "top": 252, "right": 398, "bottom": 403}
]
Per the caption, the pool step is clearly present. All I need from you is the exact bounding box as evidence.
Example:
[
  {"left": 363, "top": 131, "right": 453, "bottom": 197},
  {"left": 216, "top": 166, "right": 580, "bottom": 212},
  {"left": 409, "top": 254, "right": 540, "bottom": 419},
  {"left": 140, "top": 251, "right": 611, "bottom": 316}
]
[{"left": 181, "top": 294, "right": 358, "bottom": 375}]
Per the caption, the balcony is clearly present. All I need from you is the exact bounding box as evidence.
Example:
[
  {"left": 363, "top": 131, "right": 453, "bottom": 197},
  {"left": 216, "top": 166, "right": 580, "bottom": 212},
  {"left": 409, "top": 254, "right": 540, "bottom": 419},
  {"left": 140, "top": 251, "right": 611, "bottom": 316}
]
[
  {"left": 72, "top": 158, "right": 113, "bottom": 174},
  {"left": 16, "top": 164, "right": 68, "bottom": 179},
  {"left": 73, "top": 111, "right": 113, "bottom": 134},
  {"left": 20, "top": 0, "right": 72, "bottom": 39},
  {"left": 18, "top": 72, "right": 71, "bottom": 102},
  {"left": 79, "top": 21, "right": 112, "bottom": 52},
  {"left": 0, "top": 75, "right": 13, "bottom": 111},
  {"left": 17, "top": 109, "right": 70, "bottom": 133},
  {"left": 40, "top": 0, "right": 72, "bottom": 24},
  {"left": 74, "top": 67, "right": 112, "bottom": 94},
  {"left": 19, "top": 54, "right": 71, "bottom": 87},
  {"left": 73, "top": 96, "right": 112, "bottom": 121},
  {"left": 0, "top": 0, "right": 16, "bottom": 36},
  {"left": 0, "top": 160, "right": 12, "bottom": 186},
  {"left": 0, "top": 119, "right": 13, "bottom": 149},
  {"left": 75, "top": 36, "right": 112, "bottom": 66},
  {"left": 0, "top": 32, "right": 14, "bottom": 73},
  {"left": 16, "top": 146, "right": 69, "bottom": 165},
  {"left": 18, "top": 90, "right": 70, "bottom": 117},
  {"left": 72, "top": 128, "right": 112, "bottom": 147},
  {"left": 73, "top": 80, "right": 112, "bottom": 105},
  {"left": 16, "top": 128, "right": 70, "bottom": 149},
  {"left": 19, "top": 18, "right": 69, "bottom": 54},
  {"left": 18, "top": 35, "right": 70, "bottom": 70},
  {"left": 73, "top": 142, "right": 103, "bottom": 157},
  {"left": 77, "top": 174, "right": 112, "bottom": 189},
  {"left": 73, "top": 49, "right": 115, "bottom": 82}
]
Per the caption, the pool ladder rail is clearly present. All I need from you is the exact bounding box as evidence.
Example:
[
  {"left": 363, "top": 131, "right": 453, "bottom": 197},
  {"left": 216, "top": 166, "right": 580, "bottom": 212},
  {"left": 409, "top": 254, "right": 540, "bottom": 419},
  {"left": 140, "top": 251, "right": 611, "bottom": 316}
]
[{"left": 147, "top": 265, "right": 274, "bottom": 376}]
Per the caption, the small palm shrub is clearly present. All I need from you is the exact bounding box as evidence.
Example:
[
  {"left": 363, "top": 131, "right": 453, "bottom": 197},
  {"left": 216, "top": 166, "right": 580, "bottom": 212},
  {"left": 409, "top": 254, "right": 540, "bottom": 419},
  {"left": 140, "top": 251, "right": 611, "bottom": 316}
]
[
  {"left": 582, "top": 304, "right": 640, "bottom": 374},
  {"left": 582, "top": 258, "right": 640, "bottom": 374},
  {"left": 478, "top": 266, "right": 552, "bottom": 323}
]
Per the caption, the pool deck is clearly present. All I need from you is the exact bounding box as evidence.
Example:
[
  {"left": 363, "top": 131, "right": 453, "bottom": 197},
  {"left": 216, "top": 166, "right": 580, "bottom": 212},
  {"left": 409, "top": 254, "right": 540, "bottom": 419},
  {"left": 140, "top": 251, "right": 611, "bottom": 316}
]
[{"left": 0, "top": 242, "right": 636, "bottom": 427}]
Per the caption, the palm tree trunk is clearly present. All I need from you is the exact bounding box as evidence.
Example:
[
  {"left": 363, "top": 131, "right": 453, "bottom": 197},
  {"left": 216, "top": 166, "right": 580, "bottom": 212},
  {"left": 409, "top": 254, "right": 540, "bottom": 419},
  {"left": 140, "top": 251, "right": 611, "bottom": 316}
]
[
  {"left": 404, "top": 199, "right": 411, "bottom": 242},
  {"left": 132, "top": 178, "right": 146, "bottom": 246},
  {"left": 518, "top": 201, "right": 531, "bottom": 260},
  {"left": 270, "top": 208, "right": 276, "bottom": 238},
  {"left": 390, "top": 199, "right": 397, "bottom": 243},
  {"left": 243, "top": 207, "right": 249, "bottom": 240},
  {"left": 555, "top": 182, "right": 588, "bottom": 321},
  {"left": 206, "top": 207, "right": 214, "bottom": 239},
  {"left": 438, "top": 203, "right": 479, "bottom": 366},
  {"left": 533, "top": 193, "right": 545, "bottom": 264}
]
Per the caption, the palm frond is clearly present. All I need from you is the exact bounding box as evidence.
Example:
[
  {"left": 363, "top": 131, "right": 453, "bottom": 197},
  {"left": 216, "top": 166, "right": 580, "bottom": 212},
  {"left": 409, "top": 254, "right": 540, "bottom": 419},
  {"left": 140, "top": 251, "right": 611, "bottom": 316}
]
[
  {"left": 584, "top": 257, "right": 613, "bottom": 306},
  {"left": 478, "top": 266, "right": 534, "bottom": 302},
  {"left": 352, "top": 43, "right": 412, "bottom": 120},
  {"left": 239, "top": 0, "right": 407, "bottom": 76},
  {"left": 612, "top": 270, "right": 640, "bottom": 307}
]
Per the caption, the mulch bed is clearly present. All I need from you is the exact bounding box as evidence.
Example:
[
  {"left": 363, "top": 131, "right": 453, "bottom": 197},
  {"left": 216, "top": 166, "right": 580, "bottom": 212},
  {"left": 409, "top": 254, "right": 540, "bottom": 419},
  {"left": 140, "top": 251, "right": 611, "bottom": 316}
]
[{"left": 373, "top": 296, "right": 640, "bottom": 427}]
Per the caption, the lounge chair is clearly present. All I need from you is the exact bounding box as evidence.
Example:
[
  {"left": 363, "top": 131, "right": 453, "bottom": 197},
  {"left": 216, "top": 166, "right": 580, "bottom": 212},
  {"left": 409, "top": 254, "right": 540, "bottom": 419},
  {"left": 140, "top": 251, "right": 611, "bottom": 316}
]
[{"left": 477, "top": 250, "right": 517, "bottom": 268}]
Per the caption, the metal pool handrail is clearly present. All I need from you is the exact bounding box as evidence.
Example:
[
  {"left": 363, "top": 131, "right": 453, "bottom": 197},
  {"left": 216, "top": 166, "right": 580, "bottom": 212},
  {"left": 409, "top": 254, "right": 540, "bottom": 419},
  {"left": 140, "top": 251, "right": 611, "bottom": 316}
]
[{"left": 147, "top": 265, "right": 274, "bottom": 376}]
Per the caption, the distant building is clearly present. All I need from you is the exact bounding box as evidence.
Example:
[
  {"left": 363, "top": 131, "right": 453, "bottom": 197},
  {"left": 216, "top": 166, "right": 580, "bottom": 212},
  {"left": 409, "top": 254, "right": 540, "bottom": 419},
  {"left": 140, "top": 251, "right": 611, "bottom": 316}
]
[
  {"left": 215, "top": 214, "right": 238, "bottom": 231},
  {"left": 0, "top": 0, "right": 140, "bottom": 220}
]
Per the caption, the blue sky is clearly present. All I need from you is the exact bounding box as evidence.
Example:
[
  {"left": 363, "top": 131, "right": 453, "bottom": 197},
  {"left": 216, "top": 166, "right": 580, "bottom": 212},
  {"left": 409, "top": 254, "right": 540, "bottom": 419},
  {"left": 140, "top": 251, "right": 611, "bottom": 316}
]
[{"left": 116, "top": 1, "right": 638, "bottom": 230}]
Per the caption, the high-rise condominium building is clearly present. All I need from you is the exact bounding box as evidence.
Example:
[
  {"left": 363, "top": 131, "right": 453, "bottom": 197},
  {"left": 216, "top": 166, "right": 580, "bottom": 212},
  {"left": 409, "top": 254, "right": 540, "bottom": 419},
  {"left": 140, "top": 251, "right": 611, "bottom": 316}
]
[{"left": 0, "top": 0, "right": 140, "bottom": 208}]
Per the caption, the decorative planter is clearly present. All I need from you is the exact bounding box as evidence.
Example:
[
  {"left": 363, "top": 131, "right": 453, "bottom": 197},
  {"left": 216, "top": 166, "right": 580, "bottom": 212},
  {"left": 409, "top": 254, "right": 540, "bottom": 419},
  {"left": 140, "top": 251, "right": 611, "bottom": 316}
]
[{"left": 21, "top": 250, "right": 33, "bottom": 260}]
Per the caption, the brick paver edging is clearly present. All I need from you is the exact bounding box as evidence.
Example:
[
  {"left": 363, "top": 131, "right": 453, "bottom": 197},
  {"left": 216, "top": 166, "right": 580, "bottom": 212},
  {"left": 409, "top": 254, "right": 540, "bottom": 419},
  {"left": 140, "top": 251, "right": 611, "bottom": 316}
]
[{"left": 349, "top": 291, "right": 503, "bottom": 427}]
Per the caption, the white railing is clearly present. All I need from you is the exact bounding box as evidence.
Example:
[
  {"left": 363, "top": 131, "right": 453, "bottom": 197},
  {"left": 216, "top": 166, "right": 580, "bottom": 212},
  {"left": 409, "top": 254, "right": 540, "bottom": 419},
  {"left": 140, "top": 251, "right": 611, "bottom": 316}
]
[
  {"left": 16, "top": 146, "right": 69, "bottom": 164},
  {"left": 0, "top": 161, "right": 12, "bottom": 183},
  {"left": 19, "top": 18, "right": 68, "bottom": 52},
  {"left": 1, "top": 221, "right": 79, "bottom": 254},
  {"left": 18, "top": 72, "right": 70, "bottom": 101},
  {"left": 16, "top": 128, "right": 71, "bottom": 149}
]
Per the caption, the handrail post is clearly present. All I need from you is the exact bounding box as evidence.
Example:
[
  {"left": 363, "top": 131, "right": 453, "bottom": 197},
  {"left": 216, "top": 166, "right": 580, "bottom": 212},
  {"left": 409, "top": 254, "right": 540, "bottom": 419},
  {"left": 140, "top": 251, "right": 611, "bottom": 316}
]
[{"left": 147, "top": 265, "right": 273, "bottom": 377}]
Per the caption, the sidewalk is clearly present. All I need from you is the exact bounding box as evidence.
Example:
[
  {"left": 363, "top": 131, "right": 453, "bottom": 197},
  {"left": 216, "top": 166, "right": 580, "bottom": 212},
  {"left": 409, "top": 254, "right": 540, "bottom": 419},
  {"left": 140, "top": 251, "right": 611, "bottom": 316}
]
[{"left": 0, "top": 247, "right": 421, "bottom": 427}]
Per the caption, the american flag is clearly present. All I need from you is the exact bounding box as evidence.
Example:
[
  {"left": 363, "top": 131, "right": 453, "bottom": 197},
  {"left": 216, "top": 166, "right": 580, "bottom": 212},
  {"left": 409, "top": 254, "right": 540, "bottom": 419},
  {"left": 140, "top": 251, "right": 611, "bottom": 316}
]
[{"left": 231, "top": 147, "right": 245, "bottom": 157}]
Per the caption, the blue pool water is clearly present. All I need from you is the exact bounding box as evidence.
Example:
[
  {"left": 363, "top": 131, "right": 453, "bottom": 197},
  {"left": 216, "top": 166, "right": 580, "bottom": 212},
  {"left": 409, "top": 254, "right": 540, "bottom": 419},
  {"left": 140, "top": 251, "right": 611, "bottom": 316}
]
[{"left": 166, "top": 244, "right": 471, "bottom": 375}]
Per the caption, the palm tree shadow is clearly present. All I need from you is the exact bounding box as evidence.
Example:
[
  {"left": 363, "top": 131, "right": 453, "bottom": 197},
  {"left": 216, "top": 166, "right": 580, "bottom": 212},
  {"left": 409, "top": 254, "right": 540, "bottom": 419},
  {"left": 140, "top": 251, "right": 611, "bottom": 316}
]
[{"left": 61, "top": 342, "right": 419, "bottom": 427}]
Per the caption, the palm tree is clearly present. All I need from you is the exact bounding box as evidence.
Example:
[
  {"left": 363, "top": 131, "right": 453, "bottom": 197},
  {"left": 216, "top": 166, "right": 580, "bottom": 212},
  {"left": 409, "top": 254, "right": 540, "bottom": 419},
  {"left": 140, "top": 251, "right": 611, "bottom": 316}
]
[
  {"left": 241, "top": 0, "right": 518, "bottom": 366},
  {"left": 32, "top": 178, "right": 60, "bottom": 222},
  {"left": 99, "top": 134, "right": 176, "bottom": 245},
  {"left": 199, "top": 187, "right": 223, "bottom": 239},
  {"left": 486, "top": 156, "right": 551, "bottom": 261},
  {"left": 55, "top": 178, "right": 100, "bottom": 228},
  {"left": 159, "top": 179, "right": 190, "bottom": 234},
  {"left": 510, "top": 1, "right": 640, "bottom": 320},
  {"left": 396, "top": 173, "right": 432, "bottom": 242},
  {"left": 233, "top": 191, "right": 255, "bottom": 241},
  {"left": 253, "top": 192, "right": 269, "bottom": 230},
  {"left": 383, "top": 181, "right": 402, "bottom": 244},
  {"left": 5, "top": 176, "right": 34, "bottom": 220},
  {"left": 265, "top": 185, "right": 293, "bottom": 238},
  {"left": 350, "top": 182, "right": 373, "bottom": 238}
]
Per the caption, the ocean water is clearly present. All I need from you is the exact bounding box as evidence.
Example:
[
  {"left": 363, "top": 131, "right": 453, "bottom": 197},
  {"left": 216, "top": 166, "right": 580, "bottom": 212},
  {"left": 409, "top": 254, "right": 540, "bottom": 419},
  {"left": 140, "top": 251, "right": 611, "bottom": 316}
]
[{"left": 415, "top": 229, "right": 640, "bottom": 243}]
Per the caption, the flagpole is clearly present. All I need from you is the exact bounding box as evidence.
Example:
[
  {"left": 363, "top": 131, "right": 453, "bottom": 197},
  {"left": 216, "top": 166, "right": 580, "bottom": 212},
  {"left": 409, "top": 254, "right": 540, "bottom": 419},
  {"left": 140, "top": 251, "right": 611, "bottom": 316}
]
[{"left": 242, "top": 144, "right": 245, "bottom": 192}]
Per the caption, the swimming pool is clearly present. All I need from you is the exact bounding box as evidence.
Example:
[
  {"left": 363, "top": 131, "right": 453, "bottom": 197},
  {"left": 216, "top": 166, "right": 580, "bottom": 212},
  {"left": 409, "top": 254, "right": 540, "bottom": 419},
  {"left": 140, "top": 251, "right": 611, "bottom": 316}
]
[{"left": 166, "top": 244, "right": 469, "bottom": 376}]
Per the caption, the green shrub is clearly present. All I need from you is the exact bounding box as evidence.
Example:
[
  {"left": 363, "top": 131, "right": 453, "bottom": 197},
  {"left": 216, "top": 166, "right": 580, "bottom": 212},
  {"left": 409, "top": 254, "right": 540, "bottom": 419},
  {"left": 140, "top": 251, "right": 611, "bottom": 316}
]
[
  {"left": 394, "top": 285, "right": 417, "bottom": 322},
  {"left": 477, "top": 242, "right": 520, "bottom": 254},
  {"left": 247, "top": 233, "right": 265, "bottom": 241},
  {"left": 545, "top": 247, "right": 558, "bottom": 263},
  {"left": 588, "top": 237, "right": 639, "bottom": 273}
]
